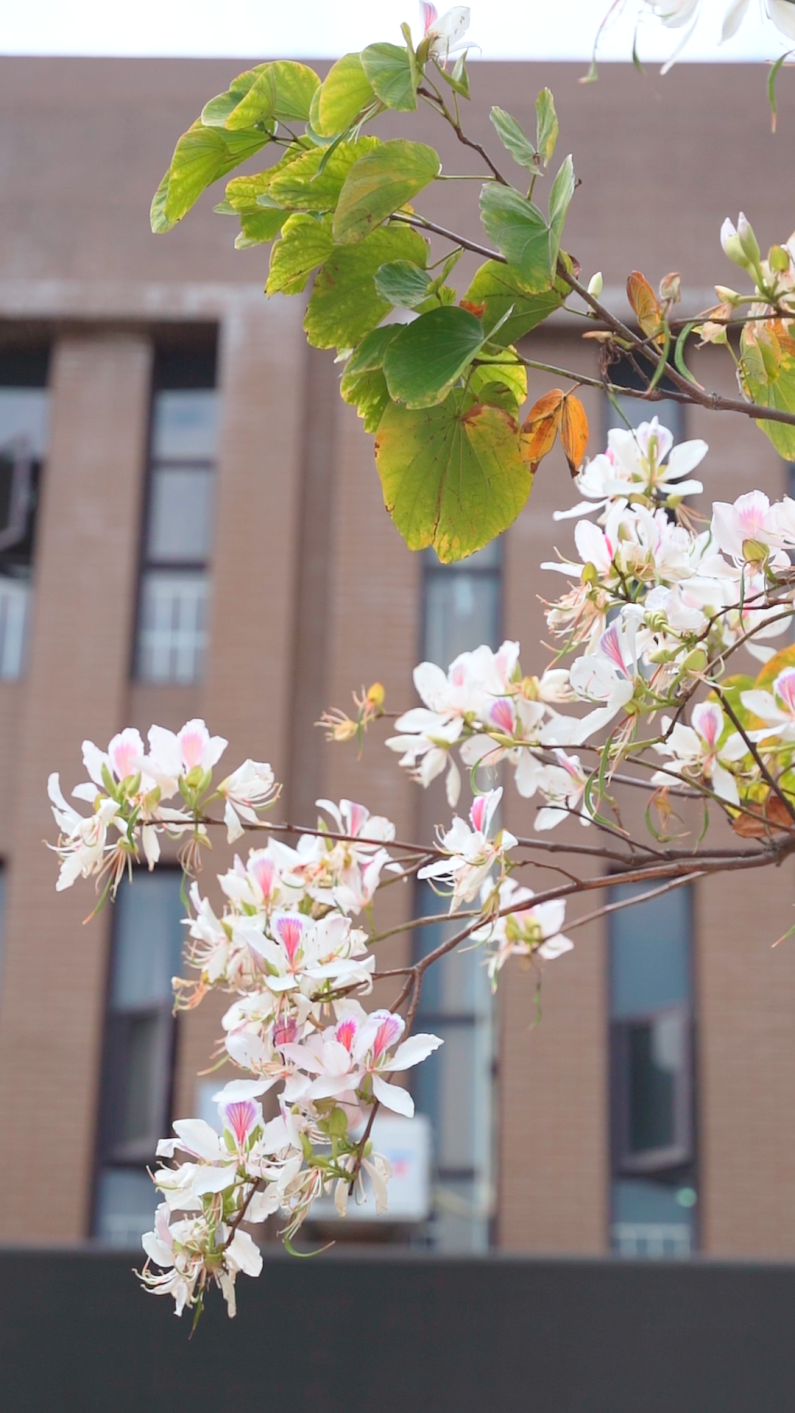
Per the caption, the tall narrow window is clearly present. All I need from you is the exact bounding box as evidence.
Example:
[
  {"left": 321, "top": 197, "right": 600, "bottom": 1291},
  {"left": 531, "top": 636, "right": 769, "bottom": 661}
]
[
  {"left": 0, "top": 349, "right": 49, "bottom": 680},
  {"left": 413, "top": 542, "right": 501, "bottom": 1251},
  {"left": 604, "top": 358, "right": 683, "bottom": 444},
  {"left": 609, "top": 882, "right": 698, "bottom": 1259},
  {"left": 94, "top": 871, "right": 185, "bottom": 1247},
  {"left": 135, "top": 347, "right": 218, "bottom": 684}
]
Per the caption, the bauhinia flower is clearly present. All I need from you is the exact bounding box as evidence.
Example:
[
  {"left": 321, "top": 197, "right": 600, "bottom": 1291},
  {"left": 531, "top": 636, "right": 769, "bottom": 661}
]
[
  {"left": 742, "top": 666, "right": 795, "bottom": 745},
  {"left": 283, "top": 1009, "right": 443, "bottom": 1117},
  {"left": 419, "top": 3, "right": 472, "bottom": 61},
  {"left": 711, "top": 491, "right": 790, "bottom": 565},
  {"left": 217, "top": 760, "right": 279, "bottom": 842},
  {"left": 555, "top": 419, "right": 707, "bottom": 520},
  {"left": 143, "top": 719, "right": 228, "bottom": 798},
  {"left": 653, "top": 701, "right": 746, "bottom": 804},
  {"left": 418, "top": 786, "right": 517, "bottom": 910},
  {"left": 473, "top": 879, "right": 573, "bottom": 988},
  {"left": 47, "top": 775, "right": 121, "bottom": 891}
]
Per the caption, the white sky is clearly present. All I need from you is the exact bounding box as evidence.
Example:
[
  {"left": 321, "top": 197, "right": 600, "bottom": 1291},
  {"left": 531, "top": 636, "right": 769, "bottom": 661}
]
[{"left": 0, "top": 1, "right": 783, "bottom": 61}]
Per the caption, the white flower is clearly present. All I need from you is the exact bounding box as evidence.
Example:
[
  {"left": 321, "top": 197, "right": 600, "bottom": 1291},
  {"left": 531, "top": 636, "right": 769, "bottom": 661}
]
[
  {"left": 555, "top": 419, "right": 706, "bottom": 520},
  {"left": 653, "top": 701, "right": 746, "bottom": 804},
  {"left": 711, "top": 491, "right": 784, "bottom": 563},
  {"left": 473, "top": 879, "right": 573, "bottom": 988},
  {"left": 217, "top": 760, "right": 278, "bottom": 842},
  {"left": 567, "top": 617, "right": 639, "bottom": 742},
  {"left": 143, "top": 719, "right": 228, "bottom": 797},
  {"left": 283, "top": 1009, "right": 442, "bottom": 1118},
  {"left": 420, "top": 4, "right": 472, "bottom": 60},
  {"left": 418, "top": 786, "right": 517, "bottom": 911},
  {"left": 245, "top": 911, "right": 375, "bottom": 996},
  {"left": 742, "top": 666, "right": 795, "bottom": 744},
  {"left": 47, "top": 774, "right": 121, "bottom": 890}
]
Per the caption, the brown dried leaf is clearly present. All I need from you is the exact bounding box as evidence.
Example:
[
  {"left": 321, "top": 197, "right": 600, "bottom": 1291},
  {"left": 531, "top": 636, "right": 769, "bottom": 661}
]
[
  {"left": 559, "top": 393, "right": 589, "bottom": 475},
  {"left": 520, "top": 388, "right": 564, "bottom": 465},
  {"left": 731, "top": 792, "right": 795, "bottom": 838},
  {"left": 627, "top": 270, "right": 664, "bottom": 343}
]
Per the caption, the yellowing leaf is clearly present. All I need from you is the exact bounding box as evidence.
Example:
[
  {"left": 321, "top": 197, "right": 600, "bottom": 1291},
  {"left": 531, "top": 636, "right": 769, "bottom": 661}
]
[
  {"left": 332, "top": 140, "right": 440, "bottom": 244},
  {"left": 375, "top": 393, "right": 531, "bottom": 562},
  {"left": 627, "top": 271, "right": 664, "bottom": 342},
  {"left": 739, "top": 319, "right": 795, "bottom": 461},
  {"left": 314, "top": 53, "right": 376, "bottom": 137}
]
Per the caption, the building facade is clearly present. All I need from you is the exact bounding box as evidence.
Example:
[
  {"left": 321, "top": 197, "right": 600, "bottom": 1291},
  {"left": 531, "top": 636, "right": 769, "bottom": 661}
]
[{"left": 0, "top": 55, "right": 794, "bottom": 1258}]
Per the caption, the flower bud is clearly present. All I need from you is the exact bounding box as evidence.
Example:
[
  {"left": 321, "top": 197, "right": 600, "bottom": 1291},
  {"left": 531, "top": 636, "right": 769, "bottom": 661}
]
[
  {"left": 365, "top": 681, "right": 385, "bottom": 710},
  {"left": 714, "top": 285, "right": 742, "bottom": 305},
  {"left": 587, "top": 271, "right": 603, "bottom": 299},
  {"left": 769, "top": 244, "right": 790, "bottom": 273},
  {"left": 737, "top": 213, "right": 761, "bottom": 268},
  {"left": 580, "top": 561, "right": 599, "bottom": 586},
  {"left": 720, "top": 217, "right": 750, "bottom": 270},
  {"left": 658, "top": 271, "right": 681, "bottom": 305},
  {"left": 681, "top": 648, "right": 708, "bottom": 674},
  {"left": 519, "top": 674, "right": 540, "bottom": 700}
]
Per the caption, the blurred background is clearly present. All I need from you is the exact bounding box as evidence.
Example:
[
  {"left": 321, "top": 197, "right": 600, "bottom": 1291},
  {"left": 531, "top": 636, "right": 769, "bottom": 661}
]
[{"left": 0, "top": 4, "right": 794, "bottom": 1408}]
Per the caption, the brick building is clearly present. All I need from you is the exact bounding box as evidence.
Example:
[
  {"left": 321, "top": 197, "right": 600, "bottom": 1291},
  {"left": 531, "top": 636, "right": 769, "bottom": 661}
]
[{"left": 0, "top": 54, "right": 793, "bottom": 1260}]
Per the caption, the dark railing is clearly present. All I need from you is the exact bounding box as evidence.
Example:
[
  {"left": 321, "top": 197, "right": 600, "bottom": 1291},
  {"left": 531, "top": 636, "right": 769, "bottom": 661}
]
[{"left": 1, "top": 1249, "right": 794, "bottom": 1412}]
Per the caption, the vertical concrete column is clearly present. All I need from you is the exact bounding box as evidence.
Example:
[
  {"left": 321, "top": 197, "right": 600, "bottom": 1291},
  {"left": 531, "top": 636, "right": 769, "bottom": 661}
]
[
  {"left": 497, "top": 339, "right": 608, "bottom": 1252},
  {"left": 320, "top": 398, "right": 421, "bottom": 993},
  {"left": 174, "top": 297, "right": 307, "bottom": 1120},
  {"left": 0, "top": 333, "right": 152, "bottom": 1240}
]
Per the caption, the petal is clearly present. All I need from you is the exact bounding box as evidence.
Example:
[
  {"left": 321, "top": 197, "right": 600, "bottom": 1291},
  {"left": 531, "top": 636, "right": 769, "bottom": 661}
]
[
  {"left": 387, "top": 1033, "right": 443, "bottom": 1071},
  {"left": 372, "top": 1073, "right": 414, "bottom": 1116}
]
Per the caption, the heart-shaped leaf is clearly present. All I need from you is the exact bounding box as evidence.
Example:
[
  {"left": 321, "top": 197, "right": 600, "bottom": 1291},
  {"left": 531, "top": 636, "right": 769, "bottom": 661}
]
[
  {"left": 267, "top": 215, "right": 334, "bottom": 294},
  {"left": 313, "top": 53, "right": 376, "bottom": 137},
  {"left": 304, "top": 225, "right": 428, "bottom": 349},
  {"left": 740, "top": 320, "right": 795, "bottom": 460},
  {"left": 375, "top": 393, "right": 532, "bottom": 561},
  {"left": 373, "top": 260, "right": 433, "bottom": 308},
  {"left": 383, "top": 306, "right": 486, "bottom": 408},
  {"left": 463, "top": 261, "right": 564, "bottom": 344},
  {"left": 332, "top": 140, "right": 440, "bottom": 243},
  {"left": 479, "top": 184, "right": 554, "bottom": 293},
  {"left": 361, "top": 42, "right": 418, "bottom": 111}
]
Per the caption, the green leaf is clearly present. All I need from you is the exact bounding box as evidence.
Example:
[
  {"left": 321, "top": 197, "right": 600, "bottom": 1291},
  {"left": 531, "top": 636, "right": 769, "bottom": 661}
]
[
  {"left": 340, "top": 327, "right": 401, "bottom": 433},
  {"left": 384, "top": 306, "right": 486, "bottom": 409},
  {"left": 361, "top": 42, "right": 418, "bottom": 111},
  {"left": 468, "top": 348, "right": 528, "bottom": 414},
  {"left": 535, "top": 89, "right": 559, "bottom": 166},
  {"left": 154, "top": 121, "right": 271, "bottom": 229},
  {"left": 265, "top": 60, "right": 321, "bottom": 124},
  {"left": 373, "top": 260, "right": 433, "bottom": 308},
  {"left": 268, "top": 136, "right": 379, "bottom": 212},
  {"left": 234, "top": 208, "right": 288, "bottom": 249},
  {"left": 464, "top": 260, "right": 564, "bottom": 344},
  {"left": 489, "top": 107, "right": 537, "bottom": 169},
  {"left": 267, "top": 214, "right": 334, "bottom": 295},
  {"left": 375, "top": 392, "right": 532, "bottom": 562},
  {"left": 304, "top": 225, "right": 428, "bottom": 349},
  {"left": 479, "top": 183, "right": 553, "bottom": 293},
  {"left": 548, "top": 155, "right": 575, "bottom": 267},
  {"left": 435, "top": 51, "right": 470, "bottom": 98},
  {"left": 201, "top": 68, "right": 266, "bottom": 127},
  {"left": 222, "top": 68, "right": 278, "bottom": 130},
  {"left": 739, "top": 321, "right": 795, "bottom": 460},
  {"left": 332, "top": 139, "right": 440, "bottom": 243},
  {"left": 314, "top": 53, "right": 376, "bottom": 137},
  {"left": 150, "top": 170, "right": 174, "bottom": 233},
  {"left": 224, "top": 143, "right": 313, "bottom": 212}
]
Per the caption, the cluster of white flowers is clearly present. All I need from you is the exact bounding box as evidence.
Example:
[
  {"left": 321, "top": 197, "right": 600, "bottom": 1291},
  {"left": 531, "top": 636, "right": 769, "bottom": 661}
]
[
  {"left": 623, "top": 1, "right": 795, "bottom": 73},
  {"left": 388, "top": 419, "right": 795, "bottom": 828},
  {"left": 48, "top": 418, "right": 795, "bottom": 1322},
  {"left": 47, "top": 718, "right": 277, "bottom": 895}
]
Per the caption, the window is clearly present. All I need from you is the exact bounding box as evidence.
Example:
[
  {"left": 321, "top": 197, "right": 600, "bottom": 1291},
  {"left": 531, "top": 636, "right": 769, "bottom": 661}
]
[
  {"left": 135, "top": 348, "right": 218, "bottom": 684},
  {"left": 94, "top": 871, "right": 185, "bottom": 1247},
  {"left": 0, "top": 349, "right": 49, "bottom": 680},
  {"left": 413, "top": 541, "right": 502, "bottom": 1251},
  {"left": 609, "top": 881, "right": 698, "bottom": 1259},
  {"left": 604, "top": 357, "right": 683, "bottom": 445}
]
